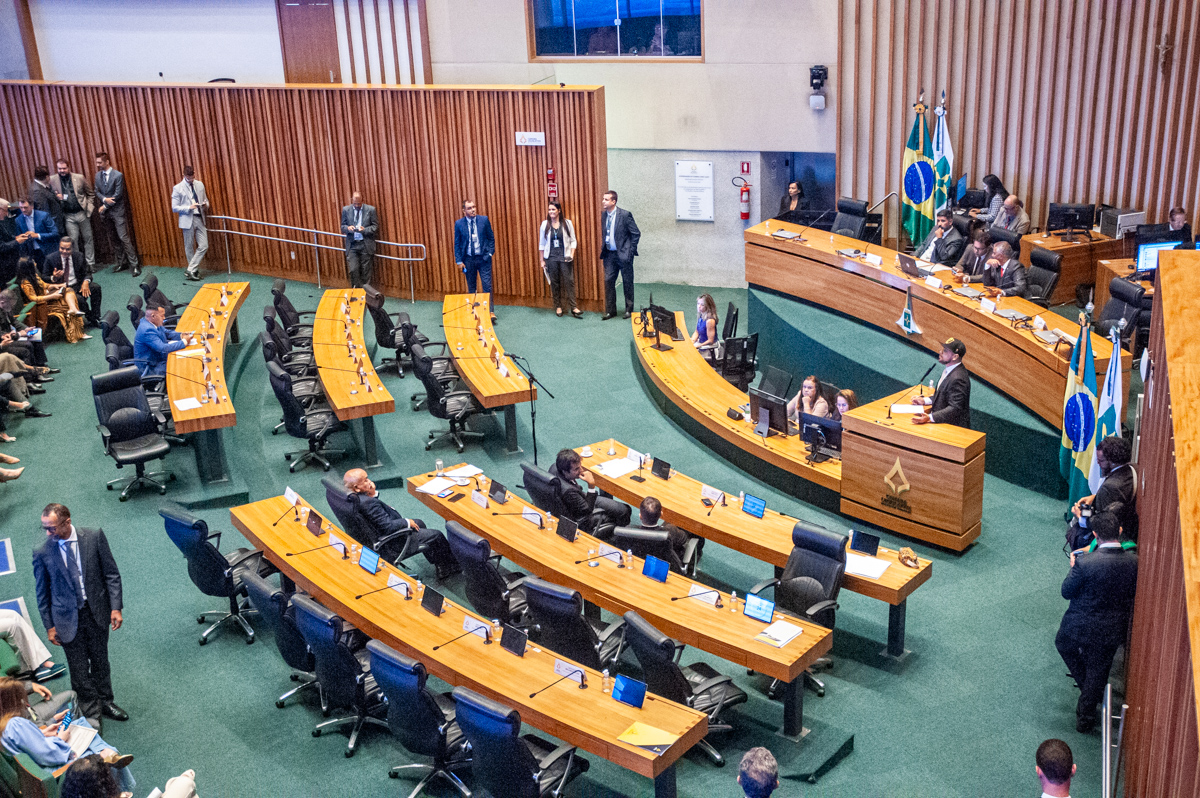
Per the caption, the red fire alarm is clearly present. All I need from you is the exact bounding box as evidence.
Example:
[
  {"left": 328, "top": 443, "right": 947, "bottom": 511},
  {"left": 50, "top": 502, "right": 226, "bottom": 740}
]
[
  {"left": 547, "top": 182, "right": 559, "bottom": 198},
  {"left": 546, "top": 168, "right": 556, "bottom": 182},
  {"left": 740, "top": 161, "right": 751, "bottom": 175}
]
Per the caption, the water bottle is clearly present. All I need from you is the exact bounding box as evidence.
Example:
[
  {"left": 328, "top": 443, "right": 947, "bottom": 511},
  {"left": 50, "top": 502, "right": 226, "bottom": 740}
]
[
  {"left": 491, "top": 619, "right": 501, "bottom": 641},
  {"left": 730, "top": 590, "right": 738, "bottom": 612},
  {"left": 602, "top": 669, "right": 611, "bottom": 694},
  {"left": 738, "top": 491, "right": 745, "bottom": 504},
  {"left": 626, "top": 549, "right": 634, "bottom": 569},
  {"left": 415, "top": 579, "right": 424, "bottom": 598}
]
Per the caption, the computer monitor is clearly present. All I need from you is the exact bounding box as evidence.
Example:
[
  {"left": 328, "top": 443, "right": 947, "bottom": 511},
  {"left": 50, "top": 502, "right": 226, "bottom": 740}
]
[
  {"left": 748, "top": 387, "right": 791, "bottom": 438},
  {"left": 1136, "top": 240, "right": 1180, "bottom": 275},
  {"left": 757, "top": 365, "right": 792, "bottom": 401},
  {"left": 801, "top": 413, "right": 842, "bottom": 461},
  {"left": 1133, "top": 225, "right": 1188, "bottom": 249},
  {"left": 648, "top": 305, "right": 679, "bottom": 340},
  {"left": 1046, "top": 203, "right": 1097, "bottom": 241}
]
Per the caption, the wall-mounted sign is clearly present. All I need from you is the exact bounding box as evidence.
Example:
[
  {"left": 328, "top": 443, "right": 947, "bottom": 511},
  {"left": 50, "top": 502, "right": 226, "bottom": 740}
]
[
  {"left": 675, "top": 160, "right": 714, "bottom": 221},
  {"left": 516, "top": 132, "right": 546, "bottom": 146}
]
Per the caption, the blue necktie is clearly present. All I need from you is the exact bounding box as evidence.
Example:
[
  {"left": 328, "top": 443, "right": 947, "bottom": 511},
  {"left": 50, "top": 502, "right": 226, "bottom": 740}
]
[{"left": 60, "top": 541, "right": 85, "bottom": 608}]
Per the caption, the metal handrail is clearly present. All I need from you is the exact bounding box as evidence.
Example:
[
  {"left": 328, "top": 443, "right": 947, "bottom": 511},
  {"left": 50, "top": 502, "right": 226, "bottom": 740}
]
[
  {"left": 1101, "top": 683, "right": 1129, "bottom": 798},
  {"left": 207, "top": 214, "right": 426, "bottom": 302}
]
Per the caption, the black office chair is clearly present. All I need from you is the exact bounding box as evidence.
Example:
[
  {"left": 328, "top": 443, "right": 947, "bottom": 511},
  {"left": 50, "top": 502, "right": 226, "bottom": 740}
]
[
  {"left": 445, "top": 521, "right": 528, "bottom": 624},
  {"left": 520, "top": 463, "right": 614, "bottom": 539},
  {"left": 405, "top": 329, "right": 458, "bottom": 412},
  {"left": 720, "top": 332, "right": 758, "bottom": 392},
  {"left": 523, "top": 577, "right": 624, "bottom": 671},
  {"left": 830, "top": 198, "right": 869, "bottom": 240},
  {"left": 100, "top": 311, "right": 133, "bottom": 362},
  {"left": 451, "top": 686, "right": 589, "bottom": 798},
  {"left": 267, "top": 361, "right": 347, "bottom": 472},
  {"left": 261, "top": 322, "right": 316, "bottom": 375},
  {"left": 260, "top": 331, "right": 322, "bottom": 397},
  {"left": 1026, "top": 247, "right": 1062, "bottom": 308},
  {"left": 263, "top": 306, "right": 314, "bottom": 355},
  {"left": 159, "top": 502, "right": 263, "bottom": 646},
  {"left": 91, "top": 366, "right": 174, "bottom": 501},
  {"left": 366, "top": 641, "right": 472, "bottom": 797},
  {"left": 241, "top": 570, "right": 323, "bottom": 710},
  {"left": 1095, "top": 278, "right": 1145, "bottom": 345},
  {"left": 750, "top": 521, "right": 847, "bottom": 697},
  {"left": 292, "top": 595, "right": 388, "bottom": 757},
  {"left": 139, "top": 272, "right": 182, "bottom": 321},
  {"left": 611, "top": 526, "right": 699, "bottom": 577},
  {"left": 951, "top": 214, "right": 974, "bottom": 240},
  {"left": 320, "top": 475, "right": 432, "bottom": 569},
  {"left": 126, "top": 293, "right": 145, "bottom": 328},
  {"left": 721, "top": 302, "right": 739, "bottom": 340},
  {"left": 622, "top": 610, "right": 747, "bottom": 766},
  {"left": 412, "top": 342, "right": 483, "bottom": 453},
  {"left": 389, "top": 310, "right": 427, "bottom": 378},
  {"left": 987, "top": 225, "right": 1021, "bottom": 254},
  {"left": 272, "top": 278, "right": 317, "bottom": 328},
  {"left": 363, "top": 285, "right": 402, "bottom": 375}
]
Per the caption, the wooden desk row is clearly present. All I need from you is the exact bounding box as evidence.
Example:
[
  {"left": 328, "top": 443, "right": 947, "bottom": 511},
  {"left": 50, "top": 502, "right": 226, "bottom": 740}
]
[
  {"left": 407, "top": 470, "right": 832, "bottom": 739},
  {"left": 577, "top": 440, "right": 933, "bottom": 656},
  {"left": 232, "top": 494, "right": 706, "bottom": 798},
  {"left": 442, "top": 294, "right": 536, "bottom": 453},
  {"left": 1018, "top": 229, "right": 1128, "bottom": 305}
]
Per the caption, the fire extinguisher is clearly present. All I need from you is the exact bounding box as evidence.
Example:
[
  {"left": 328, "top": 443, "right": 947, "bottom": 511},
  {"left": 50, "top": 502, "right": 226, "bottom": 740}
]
[{"left": 733, "top": 176, "right": 751, "bottom": 220}]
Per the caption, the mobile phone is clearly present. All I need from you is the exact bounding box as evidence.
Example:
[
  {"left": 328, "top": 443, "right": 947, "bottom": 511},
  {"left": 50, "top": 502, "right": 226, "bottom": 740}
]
[{"left": 701, "top": 498, "right": 714, "bottom": 507}]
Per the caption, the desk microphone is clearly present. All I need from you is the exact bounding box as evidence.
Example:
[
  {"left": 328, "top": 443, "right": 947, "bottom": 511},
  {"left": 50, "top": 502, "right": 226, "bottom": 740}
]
[
  {"left": 915, "top": 361, "right": 938, "bottom": 396},
  {"left": 529, "top": 669, "right": 587, "bottom": 697},
  {"left": 286, "top": 541, "right": 349, "bottom": 559},
  {"left": 671, "top": 588, "right": 723, "bottom": 608},
  {"left": 165, "top": 371, "right": 221, "bottom": 401},
  {"left": 574, "top": 552, "right": 616, "bottom": 565},
  {"left": 492, "top": 511, "right": 544, "bottom": 529},
  {"left": 197, "top": 307, "right": 222, "bottom": 337},
  {"left": 433, "top": 627, "right": 491, "bottom": 650},
  {"left": 793, "top": 208, "right": 836, "bottom": 243},
  {"left": 355, "top": 581, "right": 412, "bottom": 600},
  {"left": 706, "top": 493, "right": 726, "bottom": 516},
  {"left": 271, "top": 502, "right": 302, "bottom": 526},
  {"left": 440, "top": 324, "right": 487, "bottom": 330}
]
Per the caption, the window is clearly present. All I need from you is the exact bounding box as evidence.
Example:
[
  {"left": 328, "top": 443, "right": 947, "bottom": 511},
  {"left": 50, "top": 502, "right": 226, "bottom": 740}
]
[{"left": 528, "top": 0, "right": 702, "bottom": 60}]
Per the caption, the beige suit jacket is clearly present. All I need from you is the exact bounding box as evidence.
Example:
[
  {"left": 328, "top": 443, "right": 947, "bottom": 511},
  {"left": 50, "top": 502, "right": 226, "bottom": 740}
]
[{"left": 47, "top": 173, "right": 95, "bottom": 215}]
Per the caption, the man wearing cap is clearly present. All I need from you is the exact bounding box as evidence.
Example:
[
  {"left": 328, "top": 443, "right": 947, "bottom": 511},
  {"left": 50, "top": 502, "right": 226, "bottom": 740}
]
[{"left": 912, "top": 338, "right": 971, "bottom": 427}]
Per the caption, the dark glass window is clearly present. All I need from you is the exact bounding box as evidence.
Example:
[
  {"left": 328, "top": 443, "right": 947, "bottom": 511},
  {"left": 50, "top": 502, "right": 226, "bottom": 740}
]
[{"left": 530, "top": 0, "right": 702, "bottom": 59}]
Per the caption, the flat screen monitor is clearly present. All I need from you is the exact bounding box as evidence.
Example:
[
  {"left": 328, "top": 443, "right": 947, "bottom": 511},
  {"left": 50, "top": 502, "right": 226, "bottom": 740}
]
[
  {"left": 642, "top": 555, "right": 669, "bottom": 583},
  {"left": 555, "top": 516, "right": 578, "bottom": 543},
  {"left": 500, "top": 624, "right": 527, "bottom": 657},
  {"left": 743, "top": 592, "right": 776, "bottom": 624},
  {"left": 420, "top": 586, "right": 445, "bottom": 617},
  {"left": 748, "top": 387, "right": 791, "bottom": 438},
  {"left": 612, "top": 674, "right": 647, "bottom": 709},
  {"left": 357, "top": 546, "right": 380, "bottom": 575},
  {"left": 488, "top": 479, "right": 508, "bottom": 505},
  {"left": 741, "top": 494, "right": 766, "bottom": 519},
  {"left": 1046, "top": 203, "right": 1097, "bottom": 233},
  {"left": 649, "top": 305, "right": 678, "bottom": 339},
  {"left": 650, "top": 458, "right": 671, "bottom": 480},
  {"left": 801, "top": 413, "right": 843, "bottom": 452},
  {"left": 1137, "top": 240, "right": 1180, "bottom": 274},
  {"left": 305, "top": 511, "right": 324, "bottom": 537},
  {"left": 757, "top": 365, "right": 792, "bottom": 401},
  {"left": 849, "top": 529, "right": 880, "bottom": 556}
]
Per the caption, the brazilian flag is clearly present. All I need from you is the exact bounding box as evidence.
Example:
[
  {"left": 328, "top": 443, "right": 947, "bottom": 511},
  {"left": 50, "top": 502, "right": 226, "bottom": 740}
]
[
  {"left": 1060, "top": 323, "right": 1098, "bottom": 506},
  {"left": 901, "top": 100, "right": 936, "bottom": 246}
]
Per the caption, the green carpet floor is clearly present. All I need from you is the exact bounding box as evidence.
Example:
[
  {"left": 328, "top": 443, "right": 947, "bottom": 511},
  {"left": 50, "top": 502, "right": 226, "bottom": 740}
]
[{"left": 0, "top": 265, "right": 1101, "bottom": 796}]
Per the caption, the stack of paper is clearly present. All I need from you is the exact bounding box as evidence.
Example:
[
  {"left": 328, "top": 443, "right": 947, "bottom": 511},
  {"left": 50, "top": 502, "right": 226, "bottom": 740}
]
[
  {"left": 416, "top": 477, "right": 456, "bottom": 495},
  {"left": 617, "top": 722, "right": 679, "bottom": 755},
  {"left": 845, "top": 552, "right": 891, "bottom": 579},
  {"left": 595, "top": 458, "right": 638, "bottom": 479},
  {"left": 755, "top": 620, "right": 803, "bottom": 648},
  {"left": 445, "top": 465, "right": 482, "bottom": 478}
]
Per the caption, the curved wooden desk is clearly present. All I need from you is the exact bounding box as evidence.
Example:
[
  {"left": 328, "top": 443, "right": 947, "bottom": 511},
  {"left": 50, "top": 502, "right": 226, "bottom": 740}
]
[
  {"left": 314, "top": 288, "right": 395, "bottom": 466},
  {"left": 744, "top": 220, "right": 1131, "bottom": 426},
  {"left": 166, "top": 281, "right": 249, "bottom": 483},
  {"left": 231, "top": 494, "right": 705, "bottom": 798},
  {"left": 576, "top": 440, "right": 933, "bottom": 657},
  {"left": 442, "top": 294, "right": 536, "bottom": 453},
  {"left": 408, "top": 469, "right": 832, "bottom": 739}
]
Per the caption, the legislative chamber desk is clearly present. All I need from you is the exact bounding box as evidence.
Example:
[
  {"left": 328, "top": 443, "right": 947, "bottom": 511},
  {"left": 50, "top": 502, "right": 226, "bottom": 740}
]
[
  {"left": 1018, "top": 229, "right": 1127, "bottom": 305},
  {"left": 408, "top": 470, "right": 832, "bottom": 740},
  {"left": 442, "top": 294, "right": 535, "bottom": 453},
  {"left": 1095, "top": 258, "right": 1154, "bottom": 312},
  {"left": 577, "top": 440, "right": 934, "bottom": 656},
  {"left": 633, "top": 313, "right": 985, "bottom": 550},
  {"left": 165, "top": 281, "right": 248, "bottom": 483},
  {"left": 232, "top": 494, "right": 706, "bottom": 798},
  {"left": 314, "top": 288, "right": 395, "bottom": 466},
  {"left": 743, "top": 220, "right": 1130, "bottom": 427}
]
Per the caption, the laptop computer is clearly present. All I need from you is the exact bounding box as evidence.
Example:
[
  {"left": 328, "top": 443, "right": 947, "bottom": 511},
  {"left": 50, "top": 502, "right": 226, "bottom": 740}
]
[{"left": 897, "top": 252, "right": 933, "bottom": 278}]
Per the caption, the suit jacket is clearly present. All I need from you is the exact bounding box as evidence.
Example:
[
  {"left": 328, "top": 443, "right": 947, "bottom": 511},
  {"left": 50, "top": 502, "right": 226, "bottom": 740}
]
[
  {"left": 929, "top": 365, "right": 971, "bottom": 427},
  {"left": 1095, "top": 464, "right": 1138, "bottom": 539},
  {"left": 27, "top": 181, "right": 64, "bottom": 235},
  {"left": 956, "top": 246, "right": 989, "bottom": 279},
  {"left": 0, "top": 217, "right": 19, "bottom": 275},
  {"left": 339, "top": 204, "right": 378, "bottom": 254},
  {"left": 599, "top": 207, "right": 640, "bottom": 264},
  {"left": 33, "top": 527, "right": 123, "bottom": 645},
  {"left": 354, "top": 493, "right": 412, "bottom": 540},
  {"left": 453, "top": 215, "right": 495, "bottom": 263},
  {"left": 982, "top": 257, "right": 1028, "bottom": 297},
  {"left": 1059, "top": 546, "right": 1138, "bottom": 646},
  {"left": 914, "top": 225, "right": 966, "bottom": 267},
  {"left": 48, "top": 173, "right": 95, "bottom": 216},
  {"left": 94, "top": 168, "right": 129, "bottom": 213},
  {"left": 548, "top": 462, "right": 598, "bottom": 523},
  {"left": 41, "top": 249, "right": 91, "bottom": 291},
  {"left": 133, "top": 317, "right": 185, "bottom": 376},
  {"left": 171, "top": 179, "right": 209, "bottom": 229},
  {"left": 993, "top": 207, "right": 1030, "bottom": 235},
  {"left": 13, "top": 210, "right": 59, "bottom": 256}
]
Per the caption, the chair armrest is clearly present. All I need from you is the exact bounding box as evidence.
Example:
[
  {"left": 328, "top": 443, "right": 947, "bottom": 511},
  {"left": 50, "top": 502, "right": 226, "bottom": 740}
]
[
  {"left": 204, "top": 530, "right": 223, "bottom": 546},
  {"left": 500, "top": 576, "right": 530, "bottom": 600},
  {"left": 803, "top": 599, "right": 839, "bottom": 621},
  {"left": 490, "top": 553, "right": 506, "bottom": 566},
  {"left": 597, "top": 618, "right": 625, "bottom": 643},
  {"left": 672, "top": 641, "right": 686, "bottom": 663},
  {"left": 294, "top": 310, "right": 318, "bottom": 318},
  {"left": 226, "top": 548, "right": 263, "bottom": 571},
  {"left": 97, "top": 424, "right": 112, "bottom": 451},
  {"left": 537, "top": 742, "right": 578, "bottom": 771},
  {"left": 749, "top": 577, "right": 780, "bottom": 595},
  {"left": 690, "top": 674, "right": 734, "bottom": 696},
  {"left": 152, "top": 410, "right": 168, "bottom": 427},
  {"left": 681, "top": 537, "right": 700, "bottom": 572},
  {"left": 375, "top": 528, "right": 411, "bottom": 548}
]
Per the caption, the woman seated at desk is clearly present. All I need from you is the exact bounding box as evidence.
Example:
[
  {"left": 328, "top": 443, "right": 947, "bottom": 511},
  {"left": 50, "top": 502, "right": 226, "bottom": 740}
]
[
  {"left": 776, "top": 181, "right": 807, "bottom": 221},
  {"left": 831, "top": 389, "right": 858, "bottom": 422},
  {"left": 787, "top": 375, "right": 831, "bottom": 422},
  {"left": 692, "top": 293, "right": 719, "bottom": 361}
]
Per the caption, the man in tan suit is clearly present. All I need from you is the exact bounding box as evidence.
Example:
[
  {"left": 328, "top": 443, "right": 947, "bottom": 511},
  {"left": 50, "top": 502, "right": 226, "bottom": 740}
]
[{"left": 48, "top": 159, "right": 96, "bottom": 274}]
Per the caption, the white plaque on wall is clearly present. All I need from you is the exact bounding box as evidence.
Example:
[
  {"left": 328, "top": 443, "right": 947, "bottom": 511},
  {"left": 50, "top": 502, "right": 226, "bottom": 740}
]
[
  {"left": 515, "top": 132, "right": 546, "bottom": 146},
  {"left": 675, "top": 160, "right": 714, "bottom": 221}
]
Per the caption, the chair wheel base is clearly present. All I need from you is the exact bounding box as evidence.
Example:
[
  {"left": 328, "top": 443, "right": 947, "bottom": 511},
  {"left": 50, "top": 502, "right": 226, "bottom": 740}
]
[
  {"left": 389, "top": 772, "right": 399, "bottom": 779},
  {"left": 312, "top": 730, "right": 321, "bottom": 738},
  {"left": 344, "top": 750, "right": 354, "bottom": 758},
  {"left": 198, "top": 637, "right": 207, "bottom": 646},
  {"left": 276, "top": 700, "right": 286, "bottom": 709}
]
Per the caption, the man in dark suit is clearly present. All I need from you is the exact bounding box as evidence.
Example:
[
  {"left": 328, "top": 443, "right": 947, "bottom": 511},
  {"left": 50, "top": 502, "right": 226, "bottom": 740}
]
[
  {"left": 1072, "top": 435, "right": 1138, "bottom": 542},
  {"left": 981, "top": 241, "right": 1028, "bottom": 298},
  {"left": 43, "top": 238, "right": 101, "bottom": 328},
  {"left": 340, "top": 191, "right": 378, "bottom": 289},
  {"left": 912, "top": 337, "right": 971, "bottom": 427},
  {"left": 13, "top": 199, "right": 59, "bottom": 269},
  {"left": 94, "top": 152, "right": 140, "bottom": 276},
  {"left": 953, "top": 230, "right": 991, "bottom": 282},
  {"left": 635, "top": 496, "right": 702, "bottom": 565},
  {"left": 33, "top": 503, "right": 128, "bottom": 723},
  {"left": 49, "top": 159, "right": 96, "bottom": 273},
  {"left": 453, "top": 199, "right": 497, "bottom": 320},
  {"left": 913, "top": 209, "right": 965, "bottom": 267},
  {"left": 599, "top": 189, "right": 641, "bottom": 320},
  {"left": 28, "top": 166, "right": 65, "bottom": 240},
  {"left": 0, "top": 199, "right": 29, "bottom": 286},
  {"left": 343, "top": 468, "right": 460, "bottom": 580},
  {"left": 549, "top": 449, "right": 631, "bottom": 533},
  {"left": 1055, "top": 511, "right": 1137, "bottom": 732}
]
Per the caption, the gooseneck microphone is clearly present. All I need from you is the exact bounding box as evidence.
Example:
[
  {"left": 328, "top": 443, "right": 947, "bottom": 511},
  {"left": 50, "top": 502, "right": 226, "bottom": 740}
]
[
  {"left": 355, "top": 579, "right": 413, "bottom": 600},
  {"left": 529, "top": 669, "right": 587, "bottom": 698},
  {"left": 433, "top": 627, "right": 491, "bottom": 650},
  {"left": 574, "top": 551, "right": 616, "bottom": 565},
  {"left": 286, "top": 542, "right": 349, "bottom": 559},
  {"left": 492, "top": 511, "right": 543, "bottom": 529},
  {"left": 792, "top": 207, "right": 836, "bottom": 243},
  {"left": 272, "top": 502, "right": 301, "bottom": 526},
  {"left": 671, "top": 588, "right": 724, "bottom": 608},
  {"left": 916, "top": 360, "right": 938, "bottom": 396}
]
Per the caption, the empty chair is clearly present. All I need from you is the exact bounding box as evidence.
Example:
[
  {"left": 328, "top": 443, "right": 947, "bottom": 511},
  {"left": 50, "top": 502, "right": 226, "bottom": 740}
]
[
  {"left": 127, "top": 293, "right": 145, "bottom": 328},
  {"left": 452, "top": 686, "right": 589, "bottom": 798},
  {"left": 292, "top": 595, "right": 388, "bottom": 757},
  {"left": 622, "top": 610, "right": 747, "bottom": 766},
  {"left": 159, "top": 502, "right": 263, "bottom": 645},
  {"left": 272, "top": 278, "right": 317, "bottom": 335},
  {"left": 405, "top": 328, "right": 458, "bottom": 411},
  {"left": 445, "top": 521, "right": 528, "bottom": 624},
  {"left": 241, "top": 569, "right": 322, "bottom": 709},
  {"left": 139, "top": 272, "right": 182, "bottom": 317},
  {"left": 1095, "top": 278, "right": 1145, "bottom": 345},
  {"left": 259, "top": 332, "right": 323, "bottom": 419},
  {"left": 321, "top": 475, "right": 433, "bottom": 569},
  {"left": 363, "top": 285, "right": 402, "bottom": 375},
  {"left": 100, "top": 311, "right": 134, "bottom": 362},
  {"left": 987, "top": 225, "right": 1021, "bottom": 254},
  {"left": 749, "top": 521, "right": 846, "bottom": 697},
  {"left": 1026, "top": 247, "right": 1062, "bottom": 308},
  {"left": 412, "top": 342, "right": 483, "bottom": 453},
  {"left": 830, "top": 198, "right": 869, "bottom": 240},
  {"left": 611, "top": 526, "right": 699, "bottom": 577},
  {"left": 366, "top": 641, "right": 471, "bottom": 797},
  {"left": 263, "top": 304, "right": 313, "bottom": 349},
  {"left": 267, "top": 361, "right": 347, "bottom": 472},
  {"left": 91, "top": 366, "right": 174, "bottom": 500},
  {"left": 523, "top": 577, "right": 624, "bottom": 671},
  {"left": 392, "top": 310, "right": 429, "bottom": 377},
  {"left": 720, "top": 332, "right": 758, "bottom": 392}
]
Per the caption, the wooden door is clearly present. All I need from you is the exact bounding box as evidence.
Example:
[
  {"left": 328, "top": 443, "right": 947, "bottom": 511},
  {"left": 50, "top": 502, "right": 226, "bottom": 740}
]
[{"left": 276, "top": 0, "right": 341, "bottom": 84}]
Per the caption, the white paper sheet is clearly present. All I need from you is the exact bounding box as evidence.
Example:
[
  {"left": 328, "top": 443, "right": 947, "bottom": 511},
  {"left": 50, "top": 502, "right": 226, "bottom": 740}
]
[
  {"left": 845, "top": 552, "right": 891, "bottom": 579},
  {"left": 172, "top": 397, "right": 202, "bottom": 411},
  {"left": 471, "top": 490, "right": 489, "bottom": 509},
  {"left": 889, "top": 404, "right": 925, "bottom": 414},
  {"left": 595, "top": 458, "right": 637, "bottom": 479},
  {"left": 416, "top": 477, "right": 456, "bottom": 495},
  {"left": 757, "top": 620, "right": 803, "bottom": 647},
  {"left": 445, "top": 464, "right": 483, "bottom": 477},
  {"left": 176, "top": 347, "right": 206, "bottom": 358}
]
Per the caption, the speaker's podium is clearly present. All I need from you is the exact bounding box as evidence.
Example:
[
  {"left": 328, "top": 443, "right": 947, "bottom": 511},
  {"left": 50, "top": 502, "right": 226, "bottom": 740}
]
[{"left": 838, "top": 385, "right": 986, "bottom": 552}]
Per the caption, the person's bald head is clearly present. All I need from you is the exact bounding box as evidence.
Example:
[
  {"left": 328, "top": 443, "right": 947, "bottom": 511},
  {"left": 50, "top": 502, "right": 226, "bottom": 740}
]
[
  {"left": 343, "top": 468, "right": 370, "bottom": 492},
  {"left": 351, "top": 192, "right": 363, "bottom": 209}
]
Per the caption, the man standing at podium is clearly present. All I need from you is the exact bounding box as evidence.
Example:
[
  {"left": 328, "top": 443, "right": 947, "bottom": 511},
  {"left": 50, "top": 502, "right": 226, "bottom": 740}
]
[{"left": 912, "top": 338, "right": 971, "bottom": 427}]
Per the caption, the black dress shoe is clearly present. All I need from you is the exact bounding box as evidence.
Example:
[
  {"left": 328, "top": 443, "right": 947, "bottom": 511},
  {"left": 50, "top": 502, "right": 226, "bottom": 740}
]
[
  {"left": 601, "top": 313, "right": 617, "bottom": 321},
  {"left": 27, "top": 385, "right": 46, "bottom": 395},
  {"left": 1076, "top": 715, "right": 1096, "bottom": 733},
  {"left": 623, "top": 311, "right": 632, "bottom": 319},
  {"left": 24, "top": 408, "right": 51, "bottom": 418},
  {"left": 101, "top": 702, "right": 129, "bottom": 721},
  {"left": 185, "top": 272, "right": 201, "bottom": 282},
  {"left": 112, "top": 264, "right": 129, "bottom": 273},
  {"left": 131, "top": 267, "right": 142, "bottom": 278}
]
